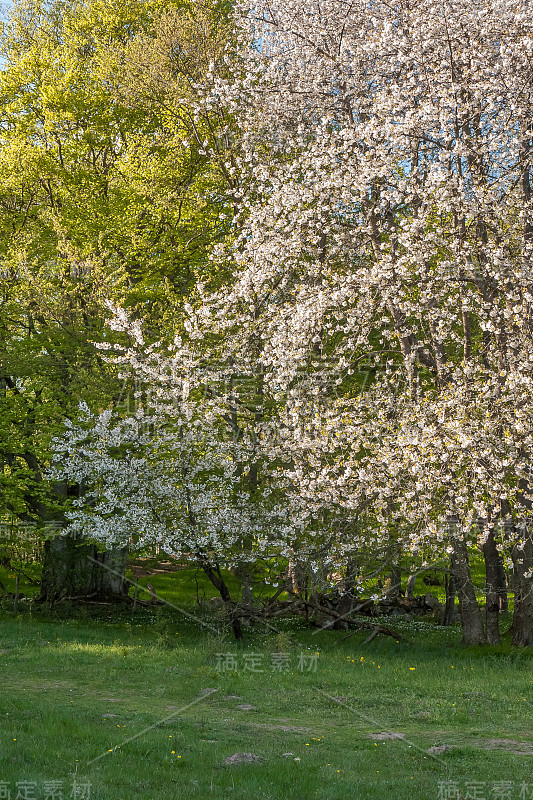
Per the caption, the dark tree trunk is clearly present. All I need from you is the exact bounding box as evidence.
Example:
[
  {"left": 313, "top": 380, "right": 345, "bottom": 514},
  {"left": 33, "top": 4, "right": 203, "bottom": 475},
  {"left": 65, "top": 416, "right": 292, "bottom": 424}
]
[
  {"left": 511, "top": 534, "right": 533, "bottom": 647},
  {"left": 481, "top": 528, "right": 501, "bottom": 644},
  {"left": 232, "top": 562, "right": 254, "bottom": 628},
  {"left": 39, "top": 534, "right": 128, "bottom": 604},
  {"left": 451, "top": 542, "right": 486, "bottom": 645},
  {"left": 199, "top": 558, "right": 243, "bottom": 640},
  {"left": 233, "top": 560, "right": 254, "bottom": 609},
  {"left": 441, "top": 566, "right": 457, "bottom": 626},
  {"left": 334, "top": 558, "right": 358, "bottom": 628},
  {"left": 335, "top": 592, "right": 353, "bottom": 628},
  {"left": 495, "top": 554, "right": 508, "bottom": 612},
  {"left": 385, "top": 563, "right": 403, "bottom": 600}
]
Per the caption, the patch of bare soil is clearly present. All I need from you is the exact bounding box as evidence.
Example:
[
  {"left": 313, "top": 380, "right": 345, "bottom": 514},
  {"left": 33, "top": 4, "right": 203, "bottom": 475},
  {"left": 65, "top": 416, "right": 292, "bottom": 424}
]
[
  {"left": 223, "top": 753, "right": 265, "bottom": 766},
  {"left": 473, "top": 738, "right": 533, "bottom": 755},
  {"left": 244, "top": 722, "right": 316, "bottom": 734}
]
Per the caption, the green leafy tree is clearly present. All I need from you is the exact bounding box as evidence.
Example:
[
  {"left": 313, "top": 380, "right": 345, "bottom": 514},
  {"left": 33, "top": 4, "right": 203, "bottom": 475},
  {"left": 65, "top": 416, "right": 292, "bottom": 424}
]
[{"left": 0, "top": 0, "right": 238, "bottom": 597}]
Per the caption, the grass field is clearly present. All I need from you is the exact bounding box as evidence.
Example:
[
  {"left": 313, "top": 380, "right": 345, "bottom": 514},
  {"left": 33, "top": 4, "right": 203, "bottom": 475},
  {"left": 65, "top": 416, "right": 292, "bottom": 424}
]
[{"left": 0, "top": 574, "right": 532, "bottom": 800}]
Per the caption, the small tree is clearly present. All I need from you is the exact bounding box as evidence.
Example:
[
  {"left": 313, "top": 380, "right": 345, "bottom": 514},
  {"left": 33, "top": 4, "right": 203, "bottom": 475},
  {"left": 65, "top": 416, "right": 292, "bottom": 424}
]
[{"left": 51, "top": 306, "right": 295, "bottom": 638}]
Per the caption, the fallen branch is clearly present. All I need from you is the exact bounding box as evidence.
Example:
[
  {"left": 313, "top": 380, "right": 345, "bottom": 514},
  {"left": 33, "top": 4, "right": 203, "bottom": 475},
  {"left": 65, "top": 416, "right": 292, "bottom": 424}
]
[
  {"left": 234, "top": 604, "right": 285, "bottom": 634},
  {"left": 287, "top": 594, "right": 410, "bottom": 643}
]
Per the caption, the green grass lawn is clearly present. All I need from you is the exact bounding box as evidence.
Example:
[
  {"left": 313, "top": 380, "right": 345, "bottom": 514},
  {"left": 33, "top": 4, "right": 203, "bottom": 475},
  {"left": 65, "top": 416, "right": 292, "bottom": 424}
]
[{"left": 0, "top": 593, "right": 532, "bottom": 800}]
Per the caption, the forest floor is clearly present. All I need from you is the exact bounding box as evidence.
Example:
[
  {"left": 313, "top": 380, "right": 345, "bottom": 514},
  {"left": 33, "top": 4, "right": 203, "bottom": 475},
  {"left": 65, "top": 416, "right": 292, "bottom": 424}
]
[{"left": 0, "top": 571, "right": 532, "bottom": 800}]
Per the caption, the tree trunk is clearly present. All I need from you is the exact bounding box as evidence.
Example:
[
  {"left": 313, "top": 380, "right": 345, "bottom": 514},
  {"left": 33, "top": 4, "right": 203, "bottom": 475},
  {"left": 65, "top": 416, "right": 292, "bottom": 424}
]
[
  {"left": 39, "top": 534, "right": 128, "bottom": 604},
  {"left": 199, "top": 558, "right": 243, "bottom": 640},
  {"left": 495, "top": 554, "right": 508, "bottom": 612},
  {"left": 384, "top": 563, "right": 403, "bottom": 600},
  {"left": 451, "top": 542, "right": 486, "bottom": 644},
  {"left": 481, "top": 528, "right": 501, "bottom": 644},
  {"left": 288, "top": 558, "right": 308, "bottom": 595},
  {"left": 232, "top": 563, "right": 254, "bottom": 627},
  {"left": 334, "top": 558, "right": 358, "bottom": 628},
  {"left": 441, "top": 566, "right": 457, "bottom": 626},
  {"left": 511, "top": 534, "right": 533, "bottom": 647},
  {"left": 234, "top": 562, "right": 254, "bottom": 607}
]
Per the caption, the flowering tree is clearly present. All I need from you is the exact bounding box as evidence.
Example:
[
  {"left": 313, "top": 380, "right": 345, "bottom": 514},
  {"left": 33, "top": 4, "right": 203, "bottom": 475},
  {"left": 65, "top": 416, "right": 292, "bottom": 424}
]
[
  {"left": 210, "top": 0, "right": 533, "bottom": 644},
  {"left": 51, "top": 305, "right": 298, "bottom": 638}
]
